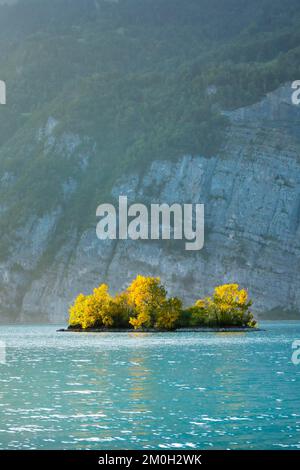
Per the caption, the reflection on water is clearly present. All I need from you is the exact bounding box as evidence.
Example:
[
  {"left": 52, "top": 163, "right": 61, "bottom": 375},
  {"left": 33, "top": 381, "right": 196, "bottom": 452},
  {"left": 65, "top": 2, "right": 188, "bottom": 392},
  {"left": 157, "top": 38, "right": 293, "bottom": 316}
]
[{"left": 0, "top": 322, "right": 299, "bottom": 449}]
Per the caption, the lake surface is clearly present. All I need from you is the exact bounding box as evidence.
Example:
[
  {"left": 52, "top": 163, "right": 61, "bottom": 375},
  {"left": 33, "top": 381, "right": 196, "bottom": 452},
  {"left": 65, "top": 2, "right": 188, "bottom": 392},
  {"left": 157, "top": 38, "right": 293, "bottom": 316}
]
[{"left": 0, "top": 322, "right": 299, "bottom": 450}]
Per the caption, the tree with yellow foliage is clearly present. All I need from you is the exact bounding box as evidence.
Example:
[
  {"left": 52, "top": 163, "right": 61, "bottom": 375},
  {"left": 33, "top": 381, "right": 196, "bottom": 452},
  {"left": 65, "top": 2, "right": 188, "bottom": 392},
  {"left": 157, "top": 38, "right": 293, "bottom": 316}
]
[
  {"left": 69, "top": 293, "right": 87, "bottom": 328},
  {"left": 69, "top": 293, "right": 101, "bottom": 329},
  {"left": 68, "top": 278, "right": 257, "bottom": 330},
  {"left": 92, "top": 283, "right": 114, "bottom": 327},
  {"left": 127, "top": 275, "right": 167, "bottom": 329},
  {"left": 69, "top": 284, "right": 113, "bottom": 329},
  {"left": 205, "top": 283, "right": 256, "bottom": 327},
  {"left": 155, "top": 297, "right": 182, "bottom": 330}
]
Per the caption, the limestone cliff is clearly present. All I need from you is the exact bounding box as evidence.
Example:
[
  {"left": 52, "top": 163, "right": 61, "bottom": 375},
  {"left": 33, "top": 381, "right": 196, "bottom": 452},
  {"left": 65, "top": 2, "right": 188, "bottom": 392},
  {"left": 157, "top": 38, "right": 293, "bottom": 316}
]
[{"left": 1, "top": 84, "right": 300, "bottom": 322}]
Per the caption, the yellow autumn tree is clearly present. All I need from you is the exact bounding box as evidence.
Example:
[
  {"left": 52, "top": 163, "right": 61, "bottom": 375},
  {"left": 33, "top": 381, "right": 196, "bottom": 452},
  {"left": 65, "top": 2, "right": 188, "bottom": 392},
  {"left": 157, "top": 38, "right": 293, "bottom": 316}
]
[
  {"left": 69, "top": 293, "right": 87, "bottom": 328},
  {"left": 205, "top": 283, "right": 256, "bottom": 327},
  {"left": 155, "top": 297, "right": 182, "bottom": 330},
  {"left": 69, "top": 293, "right": 101, "bottom": 329},
  {"left": 92, "top": 283, "right": 114, "bottom": 327},
  {"left": 68, "top": 278, "right": 257, "bottom": 330},
  {"left": 127, "top": 275, "right": 167, "bottom": 329},
  {"left": 69, "top": 284, "right": 113, "bottom": 329}
]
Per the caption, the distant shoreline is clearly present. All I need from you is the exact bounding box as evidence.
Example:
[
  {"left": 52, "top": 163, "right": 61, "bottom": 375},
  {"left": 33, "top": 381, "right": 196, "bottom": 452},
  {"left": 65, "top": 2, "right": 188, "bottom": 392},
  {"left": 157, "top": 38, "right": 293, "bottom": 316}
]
[{"left": 58, "top": 326, "right": 262, "bottom": 333}]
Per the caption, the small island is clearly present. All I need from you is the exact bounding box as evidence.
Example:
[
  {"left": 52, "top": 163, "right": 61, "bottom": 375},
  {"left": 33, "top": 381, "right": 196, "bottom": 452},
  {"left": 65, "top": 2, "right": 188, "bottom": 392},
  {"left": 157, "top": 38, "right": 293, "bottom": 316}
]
[{"left": 62, "top": 275, "right": 257, "bottom": 332}]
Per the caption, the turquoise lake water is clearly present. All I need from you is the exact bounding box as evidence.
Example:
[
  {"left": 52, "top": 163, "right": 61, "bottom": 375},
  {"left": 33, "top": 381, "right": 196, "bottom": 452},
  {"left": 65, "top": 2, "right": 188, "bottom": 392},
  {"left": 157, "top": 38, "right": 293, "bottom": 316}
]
[{"left": 0, "top": 322, "right": 299, "bottom": 450}]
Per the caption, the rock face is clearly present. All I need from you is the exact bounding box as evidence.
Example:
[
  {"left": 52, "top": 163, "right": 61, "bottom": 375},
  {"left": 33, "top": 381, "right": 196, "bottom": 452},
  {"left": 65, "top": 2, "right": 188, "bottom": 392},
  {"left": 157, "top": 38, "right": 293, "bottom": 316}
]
[{"left": 1, "top": 84, "right": 300, "bottom": 322}]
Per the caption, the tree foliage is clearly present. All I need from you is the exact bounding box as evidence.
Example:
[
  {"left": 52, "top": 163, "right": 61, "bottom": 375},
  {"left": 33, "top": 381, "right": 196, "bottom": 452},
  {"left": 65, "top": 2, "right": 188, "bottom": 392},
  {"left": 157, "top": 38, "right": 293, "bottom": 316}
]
[
  {"left": 68, "top": 277, "right": 256, "bottom": 330},
  {"left": 2, "top": 0, "right": 300, "bottom": 251},
  {"left": 127, "top": 275, "right": 167, "bottom": 329}
]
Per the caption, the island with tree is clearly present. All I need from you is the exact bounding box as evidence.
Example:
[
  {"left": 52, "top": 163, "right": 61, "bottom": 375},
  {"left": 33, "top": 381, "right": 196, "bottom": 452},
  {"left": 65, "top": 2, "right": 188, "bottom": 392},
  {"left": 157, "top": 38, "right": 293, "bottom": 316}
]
[{"left": 64, "top": 276, "right": 257, "bottom": 332}]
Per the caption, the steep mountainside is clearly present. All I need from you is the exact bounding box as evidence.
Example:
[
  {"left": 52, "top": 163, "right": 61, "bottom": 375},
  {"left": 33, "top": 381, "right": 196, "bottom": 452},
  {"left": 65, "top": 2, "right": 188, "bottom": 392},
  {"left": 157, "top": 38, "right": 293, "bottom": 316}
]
[
  {"left": 1, "top": 1, "right": 300, "bottom": 321},
  {"left": 6, "top": 84, "right": 297, "bottom": 322}
]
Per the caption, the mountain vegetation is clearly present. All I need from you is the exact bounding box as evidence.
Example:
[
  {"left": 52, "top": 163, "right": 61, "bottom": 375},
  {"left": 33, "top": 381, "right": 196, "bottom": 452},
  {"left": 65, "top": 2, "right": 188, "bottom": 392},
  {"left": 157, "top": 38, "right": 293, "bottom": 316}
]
[{"left": 1, "top": 0, "right": 300, "bottom": 253}]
